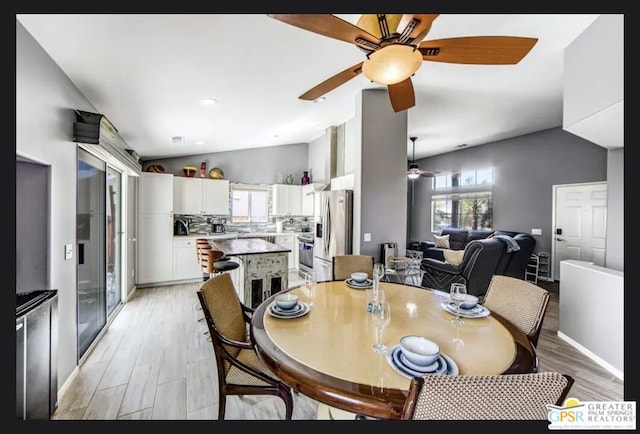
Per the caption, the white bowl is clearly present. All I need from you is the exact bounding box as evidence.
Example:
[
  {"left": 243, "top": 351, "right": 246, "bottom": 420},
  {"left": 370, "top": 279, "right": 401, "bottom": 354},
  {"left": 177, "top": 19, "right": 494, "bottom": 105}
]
[
  {"left": 400, "top": 336, "right": 440, "bottom": 366},
  {"left": 351, "top": 272, "right": 368, "bottom": 283},
  {"left": 459, "top": 294, "right": 479, "bottom": 310},
  {"left": 275, "top": 293, "right": 299, "bottom": 310}
]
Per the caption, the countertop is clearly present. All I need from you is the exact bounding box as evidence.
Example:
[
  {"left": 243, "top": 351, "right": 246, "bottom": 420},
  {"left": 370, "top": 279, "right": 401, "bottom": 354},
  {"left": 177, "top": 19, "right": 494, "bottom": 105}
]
[{"left": 210, "top": 237, "right": 291, "bottom": 256}]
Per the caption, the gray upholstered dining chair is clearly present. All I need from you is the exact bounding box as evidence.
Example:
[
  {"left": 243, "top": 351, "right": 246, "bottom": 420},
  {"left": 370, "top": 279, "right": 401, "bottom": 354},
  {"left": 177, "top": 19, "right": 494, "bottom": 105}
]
[
  {"left": 401, "top": 372, "right": 574, "bottom": 420},
  {"left": 197, "top": 272, "right": 294, "bottom": 420},
  {"left": 482, "top": 275, "right": 550, "bottom": 346},
  {"left": 332, "top": 255, "right": 375, "bottom": 281}
]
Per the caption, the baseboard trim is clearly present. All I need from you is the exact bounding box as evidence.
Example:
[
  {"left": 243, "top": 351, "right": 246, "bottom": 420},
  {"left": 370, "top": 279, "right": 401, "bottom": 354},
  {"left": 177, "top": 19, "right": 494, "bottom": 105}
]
[
  {"left": 557, "top": 331, "right": 624, "bottom": 380},
  {"left": 57, "top": 365, "right": 80, "bottom": 402}
]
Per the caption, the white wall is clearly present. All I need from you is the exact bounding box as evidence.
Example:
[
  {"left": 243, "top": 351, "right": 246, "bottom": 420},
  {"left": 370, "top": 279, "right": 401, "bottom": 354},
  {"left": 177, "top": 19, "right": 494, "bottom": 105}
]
[
  {"left": 17, "top": 20, "right": 96, "bottom": 386},
  {"left": 606, "top": 148, "right": 624, "bottom": 271},
  {"left": 563, "top": 14, "right": 624, "bottom": 149},
  {"left": 559, "top": 260, "right": 623, "bottom": 379},
  {"left": 307, "top": 127, "right": 333, "bottom": 184}
]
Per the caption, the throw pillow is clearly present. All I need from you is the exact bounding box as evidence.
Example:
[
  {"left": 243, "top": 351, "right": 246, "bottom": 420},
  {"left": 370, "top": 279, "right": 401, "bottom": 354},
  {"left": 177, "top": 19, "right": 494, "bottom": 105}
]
[
  {"left": 443, "top": 249, "right": 465, "bottom": 266},
  {"left": 434, "top": 234, "right": 450, "bottom": 249}
]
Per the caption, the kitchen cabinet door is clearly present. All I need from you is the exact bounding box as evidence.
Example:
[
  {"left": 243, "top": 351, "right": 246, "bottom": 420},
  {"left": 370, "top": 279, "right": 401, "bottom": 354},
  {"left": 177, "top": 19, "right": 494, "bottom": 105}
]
[
  {"left": 140, "top": 172, "right": 174, "bottom": 214},
  {"left": 272, "top": 184, "right": 302, "bottom": 216},
  {"left": 301, "top": 184, "right": 316, "bottom": 216},
  {"left": 203, "top": 179, "right": 230, "bottom": 215},
  {"left": 289, "top": 186, "right": 302, "bottom": 215},
  {"left": 275, "top": 234, "right": 296, "bottom": 271},
  {"left": 138, "top": 213, "right": 173, "bottom": 284},
  {"left": 173, "top": 177, "right": 202, "bottom": 215},
  {"left": 172, "top": 238, "right": 202, "bottom": 281}
]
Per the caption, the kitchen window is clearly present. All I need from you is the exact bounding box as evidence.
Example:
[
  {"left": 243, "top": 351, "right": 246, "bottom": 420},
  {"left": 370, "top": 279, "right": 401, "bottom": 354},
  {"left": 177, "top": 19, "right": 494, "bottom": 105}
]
[{"left": 231, "top": 184, "right": 269, "bottom": 223}]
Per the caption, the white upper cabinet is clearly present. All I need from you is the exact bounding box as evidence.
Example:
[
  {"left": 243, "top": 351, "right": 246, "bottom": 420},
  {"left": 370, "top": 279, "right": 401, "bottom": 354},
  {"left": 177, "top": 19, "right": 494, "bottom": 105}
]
[
  {"left": 203, "top": 179, "right": 230, "bottom": 215},
  {"left": 301, "top": 183, "right": 320, "bottom": 216},
  {"left": 139, "top": 172, "right": 174, "bottom": 214},
  {"left": 173, "top": 177, "right": 202, "bottom": 214},
  {"left": 330, "top": 173, "right": 355, "bottom": 191},
  {"left": 272, "top": 184, "right": 302, "bottom": 216},
  {"left": 174, "top": 177, "right": 230, "bottom": 215}
]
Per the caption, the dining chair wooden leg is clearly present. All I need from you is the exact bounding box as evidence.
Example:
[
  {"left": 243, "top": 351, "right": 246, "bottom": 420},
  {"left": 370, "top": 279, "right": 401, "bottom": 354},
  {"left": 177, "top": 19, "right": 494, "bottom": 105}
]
[{"left": 218, "top": 397, "right": 226, "bottom": 421}]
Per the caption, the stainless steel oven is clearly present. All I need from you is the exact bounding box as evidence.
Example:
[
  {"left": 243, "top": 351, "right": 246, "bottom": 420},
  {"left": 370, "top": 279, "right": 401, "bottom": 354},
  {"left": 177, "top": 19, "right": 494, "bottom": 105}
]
[{"left": 297, "top": 233, "right": 314, "bottom": 275}]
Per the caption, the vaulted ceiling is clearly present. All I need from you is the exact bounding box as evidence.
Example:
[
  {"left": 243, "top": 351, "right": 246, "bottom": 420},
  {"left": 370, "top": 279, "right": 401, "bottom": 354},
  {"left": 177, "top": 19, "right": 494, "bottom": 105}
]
[{"left": 16, "top": 13, "right": 599, "bottom": 161}]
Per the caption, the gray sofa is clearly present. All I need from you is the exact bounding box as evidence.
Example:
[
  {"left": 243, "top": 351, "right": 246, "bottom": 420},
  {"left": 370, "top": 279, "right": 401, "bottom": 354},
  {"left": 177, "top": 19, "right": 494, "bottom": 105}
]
[{"left": 410, "top": 227, "right": 537, "bottom": 293}]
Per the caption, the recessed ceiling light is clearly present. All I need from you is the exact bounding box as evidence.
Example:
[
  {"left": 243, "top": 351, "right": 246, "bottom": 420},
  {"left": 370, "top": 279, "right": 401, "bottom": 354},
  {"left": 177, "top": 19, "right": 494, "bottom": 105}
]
[
  {"left": 195, "top": 141, "right": 205, "bottom": 145},
  {"left": 200, "top": 98, "right": 217, "bottom": 106},
  {"left": 313, "top": 97, "right": 326, "bottom": 103}
]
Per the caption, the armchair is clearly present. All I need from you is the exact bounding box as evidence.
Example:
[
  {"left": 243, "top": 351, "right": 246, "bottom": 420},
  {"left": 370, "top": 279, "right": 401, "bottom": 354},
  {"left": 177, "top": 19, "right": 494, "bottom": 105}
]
[{"left": 420, "top": 238, "right": 506, "bottom": 297}]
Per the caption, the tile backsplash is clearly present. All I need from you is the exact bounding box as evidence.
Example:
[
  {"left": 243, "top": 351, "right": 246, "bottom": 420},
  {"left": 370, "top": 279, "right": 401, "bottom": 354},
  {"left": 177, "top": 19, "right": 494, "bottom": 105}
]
[{"left": 175, "top": 214, "right": 313, "bottom": 235}]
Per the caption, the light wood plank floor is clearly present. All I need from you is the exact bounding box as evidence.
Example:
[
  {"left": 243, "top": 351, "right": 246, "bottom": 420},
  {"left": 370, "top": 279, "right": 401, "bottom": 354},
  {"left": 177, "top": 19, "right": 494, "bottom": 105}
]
[{"left": 52, "top": 276, "right": 623, "bottom": 420}]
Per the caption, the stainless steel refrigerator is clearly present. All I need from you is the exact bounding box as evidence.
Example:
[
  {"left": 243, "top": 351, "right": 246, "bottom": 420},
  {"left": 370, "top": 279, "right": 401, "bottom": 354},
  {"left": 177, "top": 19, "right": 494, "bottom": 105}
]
[{"left": 313, "top": 190, "right": 353, "bottom": 282}]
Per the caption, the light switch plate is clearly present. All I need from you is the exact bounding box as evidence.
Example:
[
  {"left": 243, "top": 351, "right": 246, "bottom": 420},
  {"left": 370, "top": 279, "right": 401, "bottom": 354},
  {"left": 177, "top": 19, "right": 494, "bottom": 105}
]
[
  {"left": 531, "top": 229, "right": 542, "bottom": 236},
  {"left": 364, "top": 233, "right": 372, "bottom": 242},
  {"left": 65, "top": 244, "right": 73, "bottom": 260}
]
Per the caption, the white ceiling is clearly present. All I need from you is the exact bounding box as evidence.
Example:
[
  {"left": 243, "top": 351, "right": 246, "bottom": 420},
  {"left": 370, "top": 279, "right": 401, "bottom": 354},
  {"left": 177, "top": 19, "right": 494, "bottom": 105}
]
[{"left": 16, "top": 13, "right": 599, "bottom": 161}]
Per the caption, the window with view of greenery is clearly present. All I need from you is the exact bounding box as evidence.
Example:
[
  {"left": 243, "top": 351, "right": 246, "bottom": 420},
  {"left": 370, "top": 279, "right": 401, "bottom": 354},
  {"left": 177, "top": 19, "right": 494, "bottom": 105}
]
[
  {"left": 431, "top": 168, "right": 493, "bottom": 232},
  {"left": 231, "top": 184, "right": 269, "bottom": 223}
]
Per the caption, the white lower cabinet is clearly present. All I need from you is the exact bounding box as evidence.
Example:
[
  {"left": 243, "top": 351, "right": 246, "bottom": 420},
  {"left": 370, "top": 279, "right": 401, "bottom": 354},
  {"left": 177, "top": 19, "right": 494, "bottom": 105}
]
[
  {"left": 275, "top": 234, "right": 296, "bottom": 271},
  {"left": 173, "top": 238, "right": 202, "bottom": 281}
]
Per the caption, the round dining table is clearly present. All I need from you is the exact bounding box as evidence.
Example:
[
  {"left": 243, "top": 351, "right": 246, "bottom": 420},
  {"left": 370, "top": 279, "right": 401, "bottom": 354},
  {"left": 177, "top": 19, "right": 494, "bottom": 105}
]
[{"left": 250, "top": 280, "right": 537, "bottom": 420}]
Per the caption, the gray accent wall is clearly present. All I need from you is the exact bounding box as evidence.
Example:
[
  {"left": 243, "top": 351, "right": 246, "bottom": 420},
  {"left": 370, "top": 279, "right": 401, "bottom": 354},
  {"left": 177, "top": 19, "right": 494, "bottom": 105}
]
[
  {"left": 408, "top": 127, "right": 608, "bottom": 257},
  {"left": 606, "top": 148, "right": 624, "bottom": 271},
  {"left": 16, "top": 160, "right": 50, "bottom": 293},
  {"left": 143, "top": 143, "right": 310, "bottom": 185},
  {"left": 358, "top": 89, "right": 408, "bottom": 261}
]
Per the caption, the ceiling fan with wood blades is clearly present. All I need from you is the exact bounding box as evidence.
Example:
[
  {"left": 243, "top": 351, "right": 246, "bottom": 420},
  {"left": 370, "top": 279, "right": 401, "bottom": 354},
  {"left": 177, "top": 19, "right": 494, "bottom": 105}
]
[
  {"left": 267, "top": 14, "right": 538, "bottom": 112},
  {"left": 408, "top": 137, "right": 438, "bottom": 179}
]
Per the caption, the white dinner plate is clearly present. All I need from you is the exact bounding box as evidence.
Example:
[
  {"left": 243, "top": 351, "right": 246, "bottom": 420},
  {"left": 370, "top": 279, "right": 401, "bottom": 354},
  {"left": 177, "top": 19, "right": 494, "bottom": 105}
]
[
  {"left": 345, "top": 278, "right": 373, "bottom": 289},
  {"left": 268, "top": 301, "right": 310, "bottom": 319},
  {"left": 386, "top": 345, "right": 458, "bottom": 379},
  {"left": 441, "top": 301, "right": 490, "bottom": 318},
  {"left": 271, "top": 303, "right": 305, "bottom": 316}
]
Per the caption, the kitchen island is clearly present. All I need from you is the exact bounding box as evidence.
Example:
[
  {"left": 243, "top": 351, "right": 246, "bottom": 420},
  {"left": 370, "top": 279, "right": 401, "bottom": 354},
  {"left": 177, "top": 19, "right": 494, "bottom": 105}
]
[{"left": 211, "top": 238, "right": 291, "bottom": 308}]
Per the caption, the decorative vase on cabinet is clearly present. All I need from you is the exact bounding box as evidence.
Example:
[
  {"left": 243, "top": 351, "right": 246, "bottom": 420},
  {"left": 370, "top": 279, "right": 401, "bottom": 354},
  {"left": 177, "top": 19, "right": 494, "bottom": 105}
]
[
  {"left": 285, "top": 174, "right": 293, "bottom": 185},
  {"left": 301, "top": 171, "right": 310, "bottom": 185}
]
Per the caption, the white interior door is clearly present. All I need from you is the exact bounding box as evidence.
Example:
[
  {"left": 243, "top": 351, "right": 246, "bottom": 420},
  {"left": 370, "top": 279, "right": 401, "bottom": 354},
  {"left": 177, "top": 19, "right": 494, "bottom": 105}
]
[{"left": 552, "top": 182, "right": 607, "bottom": 280}]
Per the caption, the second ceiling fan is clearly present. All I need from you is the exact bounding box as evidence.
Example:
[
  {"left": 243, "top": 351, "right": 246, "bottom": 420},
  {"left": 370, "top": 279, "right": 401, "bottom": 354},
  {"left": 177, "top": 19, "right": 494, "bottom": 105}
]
[
  {"left": 268, "top": 14, "right": 538, "bottom": 112},
  {"left": 407, "top": 136, "right": 438, "bottom": 179}
]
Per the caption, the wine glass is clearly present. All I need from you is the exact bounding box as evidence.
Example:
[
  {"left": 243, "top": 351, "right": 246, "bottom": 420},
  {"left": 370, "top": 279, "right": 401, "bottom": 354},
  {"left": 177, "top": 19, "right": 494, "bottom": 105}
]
[
  {"left": 449, "top": 283, "right": 467, "bottom": 325},
  {"left": 304, "top": 271, "right": 316, "bottom": 308},
  {"left": 372, "top": 301, "right": 391, "bottom": 354}
]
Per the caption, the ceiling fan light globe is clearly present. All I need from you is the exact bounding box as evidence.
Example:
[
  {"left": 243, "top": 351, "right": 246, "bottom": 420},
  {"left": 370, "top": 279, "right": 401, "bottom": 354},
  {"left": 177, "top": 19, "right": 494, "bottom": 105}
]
[
  {"left": 362, "top": 44, "right": 423, "bottom": 85},
  {"left": 407, "top": 171, "right": 421, "bottom": 180}
]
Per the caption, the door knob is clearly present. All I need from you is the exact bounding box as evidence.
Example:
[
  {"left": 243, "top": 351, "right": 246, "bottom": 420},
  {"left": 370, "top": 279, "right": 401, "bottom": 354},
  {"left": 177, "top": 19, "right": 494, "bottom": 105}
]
[{"left": 556, "top": 238, "right": 564, "bottom": 241}]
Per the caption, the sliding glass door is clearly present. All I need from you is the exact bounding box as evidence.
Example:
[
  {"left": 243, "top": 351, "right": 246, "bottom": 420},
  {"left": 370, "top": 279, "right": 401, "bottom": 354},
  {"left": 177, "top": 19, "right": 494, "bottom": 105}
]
[
  {"left": 77, "top": 148, "right": 123, "bottom": 359},
  {"left": 106, "top": 166, "right": 122, "bottom": 316}
]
